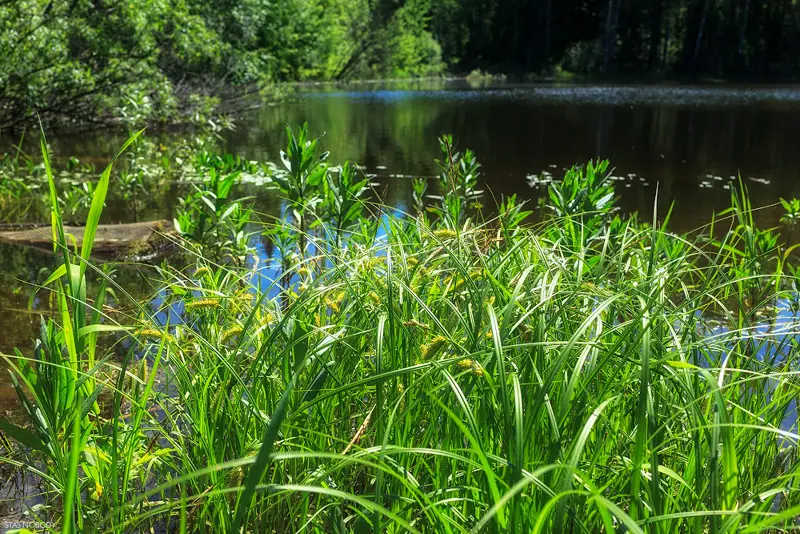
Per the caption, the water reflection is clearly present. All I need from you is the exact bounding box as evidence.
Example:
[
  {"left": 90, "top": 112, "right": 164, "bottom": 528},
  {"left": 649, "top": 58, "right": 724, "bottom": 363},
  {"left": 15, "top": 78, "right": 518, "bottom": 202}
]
[
  {"left": 221, "top": 82, "right": 800, "bottom": 231},
  {"left": 3, "top": 80, "right": 800, "bottom": 409},
  {"left": 7, "top": 81, "right": 799, "bottom": 231}
]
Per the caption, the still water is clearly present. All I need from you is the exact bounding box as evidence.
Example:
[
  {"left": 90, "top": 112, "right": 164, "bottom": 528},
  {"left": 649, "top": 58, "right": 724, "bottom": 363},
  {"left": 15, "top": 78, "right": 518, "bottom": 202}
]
[
  {"left": 229, "top": 80, "right": 800, "bottom": 229},
  {"left": 3, "top": 80, "right": 800, "bottom": 407},
  {"left": 39, "top": 79, "right": 800, "bottom": 229}
]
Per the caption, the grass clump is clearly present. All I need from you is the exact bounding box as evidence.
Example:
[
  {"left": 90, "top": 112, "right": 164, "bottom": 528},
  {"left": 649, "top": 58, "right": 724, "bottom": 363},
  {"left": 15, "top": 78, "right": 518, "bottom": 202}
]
[{"left": 3, "top": 127, "right": 800, "bottom": 532}]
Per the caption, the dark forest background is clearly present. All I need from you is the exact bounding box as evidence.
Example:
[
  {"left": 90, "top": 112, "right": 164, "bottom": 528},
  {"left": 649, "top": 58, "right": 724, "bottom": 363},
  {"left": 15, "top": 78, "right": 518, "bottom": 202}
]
[{"left": 436, "top": 0, "right": 800, "bottom": 79}]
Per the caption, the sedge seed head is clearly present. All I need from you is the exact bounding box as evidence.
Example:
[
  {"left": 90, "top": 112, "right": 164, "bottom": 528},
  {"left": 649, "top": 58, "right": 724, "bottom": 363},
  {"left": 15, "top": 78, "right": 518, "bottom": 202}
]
[
  {"left": 365, "top": 257, "right": 386, "bottom": 270},
  {"left": 325, "top": 293, "right": 342, "bottom": 313},
  {"left": 326, "top": 299, "right": 341, "bottom": 313},
  {"left": 138, "top": 327, "right": 161, "bottom": 338},
  {"left": 193, "top": 266, "right": 210, "bottom": 278},
  {"left": 235, "top": 289, "right": 254, "bottom": 303},
  {"left": 433, "top": 229, "right": 458, "bottom": 240},
  {"left": 457, "top": 358, "right": 475, "bottom": 370},
  {"left": 139, "top": 358, "right": 150, "bottom": 382},
  {"left": 137, "top": 328, "right": 175, "bottom": 344},
  {"left": 452, "top": 277, "right": 465, "bottom": 292},
  {"left": 421, "top": 336, "right": 447, "bottom": 360},
  {"left": 185, "top": 298, "right": 221, "bottom": 311},
  {"left": 221, "top": 326, "right": 243, "bottom": 344},
  {"left": 403, "top": 319, "right": 429, "bottom": 330}
]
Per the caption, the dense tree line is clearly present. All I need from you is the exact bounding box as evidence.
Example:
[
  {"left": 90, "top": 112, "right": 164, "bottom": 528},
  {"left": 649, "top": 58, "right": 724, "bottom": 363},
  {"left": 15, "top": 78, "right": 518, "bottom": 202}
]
[
  {"left": 434, "top": 0, "right": 800, "bottom": 79},
  {"left": 2, "top": 0, "right": 799, "bottom": 129}
]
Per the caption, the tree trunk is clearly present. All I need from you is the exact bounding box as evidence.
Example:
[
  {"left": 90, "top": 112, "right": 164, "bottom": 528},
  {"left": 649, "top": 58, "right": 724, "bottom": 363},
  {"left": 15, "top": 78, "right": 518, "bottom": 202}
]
[
  {"left": 603, "top": 0, "right": 622, "bottom": 73},
  {"left": 738, "top": 0, "right": 751, "bottom": 60},
  {"left": 692, "top": 0, "right": 712, "bottom": 73},
  {"left": 662, "top": 13, "right": 670, "bottom": 66},
  {"left": 545, "top": 0, "right": 552, "bottom": 57},
  {"left": 648, "top": 0, "right": 664, "bottom": 68}
]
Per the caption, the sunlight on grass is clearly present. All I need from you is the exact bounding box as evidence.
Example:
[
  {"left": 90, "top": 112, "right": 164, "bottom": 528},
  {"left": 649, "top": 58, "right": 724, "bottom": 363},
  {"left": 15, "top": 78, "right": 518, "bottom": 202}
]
[{"left": 2, "top": 126, "right": 800, "bottom": 532}]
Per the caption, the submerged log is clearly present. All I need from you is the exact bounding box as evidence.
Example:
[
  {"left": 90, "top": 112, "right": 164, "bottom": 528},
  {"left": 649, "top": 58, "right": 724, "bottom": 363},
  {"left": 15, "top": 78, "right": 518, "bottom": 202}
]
[{"left": 0, "top": 220, "right": 176, "bottom": 261}]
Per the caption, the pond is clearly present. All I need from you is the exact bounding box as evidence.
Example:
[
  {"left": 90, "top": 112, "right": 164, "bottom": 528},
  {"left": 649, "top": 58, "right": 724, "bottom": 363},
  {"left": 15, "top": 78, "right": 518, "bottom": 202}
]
[
  {"left": 3, "top": 79, "right": 800, "bottom": 411},
  {"left": 36, "top": 79, "right": 800, "bottom": 230}
]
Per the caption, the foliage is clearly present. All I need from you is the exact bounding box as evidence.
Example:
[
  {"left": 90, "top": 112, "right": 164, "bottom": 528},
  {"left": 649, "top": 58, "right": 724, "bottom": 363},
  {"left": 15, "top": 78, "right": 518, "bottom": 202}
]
[
  {"left": 1, "top": 128, "right": 140, "bottom": 531},
  {"left": 780, "top": 197, "right": 800, "bottom": 227},
  {"left": 371, "top": 0, "right": 444, "bottom": 78},
  {"left": 0, "top": 0, "right": 211, "bottom": 128},
  {"left": 411, "top": 177, "right": 428, "bottom": 216},
  {"left": 0, "top": 149, "right": 38, "bottom": 222},
  {"left": 0, "top": 128, "right": 277, "bottom": 225},
  {"left": 4, "top": 130, "right": 800, "bottom": 532},
  {"left": 430, "top": 134, "right": 483, "bottom": 226},
  {"left": 430, "top": 0, "right": 800, "bottom": 78},
  {"left": 58, "top": 182, "right": 96, "bottom": 223},
  {"left": 174, "top": 169, "right": 255, "bottom": 264},
  {"left": 0, "top": 0, "right": 443, "bottom": 129},
  {"left": 322, "top": 162, "right": 372, "bottom": 246},
  {"left": 546, "top": 159, "right": 617, "bottom": 246},
  {"left": 4, "top": 0, "right": 800, "bottom": 131}
]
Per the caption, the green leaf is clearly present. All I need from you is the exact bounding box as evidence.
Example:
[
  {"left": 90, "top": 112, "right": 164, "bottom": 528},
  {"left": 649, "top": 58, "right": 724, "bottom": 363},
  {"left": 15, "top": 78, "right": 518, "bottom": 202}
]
[
  {"left": 81, "top": 129, "right": 144, "bottom": 268},
  {"left": 77, "top": 325, "right": 132, "bottom": 338},
  {"left": 0, "top": 419, "right": 47, "bottom": 453},
  {"left": 232, "top": 375, "right": 296, "bottom": 530}
]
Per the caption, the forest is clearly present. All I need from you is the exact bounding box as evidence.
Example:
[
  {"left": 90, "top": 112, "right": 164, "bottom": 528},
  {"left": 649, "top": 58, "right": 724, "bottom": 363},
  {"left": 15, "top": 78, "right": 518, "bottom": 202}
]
[{"left": 2, "top": 0, "right": 799, "bottom": 129}]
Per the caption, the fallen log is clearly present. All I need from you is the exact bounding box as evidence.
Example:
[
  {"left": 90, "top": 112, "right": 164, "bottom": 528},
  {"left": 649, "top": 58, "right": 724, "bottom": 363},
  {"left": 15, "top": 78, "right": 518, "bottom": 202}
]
[{"left": 0, "top": 220, "right": 176, "bottom": 261}]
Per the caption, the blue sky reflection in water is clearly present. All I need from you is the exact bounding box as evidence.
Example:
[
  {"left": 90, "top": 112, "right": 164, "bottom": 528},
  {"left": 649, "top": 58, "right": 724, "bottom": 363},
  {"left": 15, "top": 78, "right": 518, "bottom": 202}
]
[{"left": 696, "top": 298, "right": 800, "bottom": 433}]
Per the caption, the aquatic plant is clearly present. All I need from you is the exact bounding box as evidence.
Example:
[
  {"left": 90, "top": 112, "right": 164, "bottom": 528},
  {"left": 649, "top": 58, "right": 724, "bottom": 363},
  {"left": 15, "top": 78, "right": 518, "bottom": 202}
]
[
  {"left": 431, "top": 134, "right": 483, "bottom": 225},
  {"left": 1, "top": 129, "right": 142, "bottom": 532},
  {"left": 58, "top": 181, "right": 96, "bottom": 223},
  {"left": 321, "top": 161, "right": 372, "bottom": 247},
  {"left": 0, "top": 140, "right": 41, "bottom": 221},
  {"left": 174, "top": 168, "right": 255, "bottom": 264},
  {"left": 2, "top": 129, "right": 800, "bottom": 533},
  {"left": 547, "top": 159, "right": 615, "bottom": 220}
]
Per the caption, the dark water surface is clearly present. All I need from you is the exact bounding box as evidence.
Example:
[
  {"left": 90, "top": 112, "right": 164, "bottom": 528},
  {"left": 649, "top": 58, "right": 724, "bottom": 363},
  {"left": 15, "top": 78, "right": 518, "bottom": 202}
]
[
  {"left": 32, "top": 79, "right": 800, "bottom": 229},
  {"left": 225, "top": 80, "right": 800, "bottom": 229},
  {"left": 3, "top": 80, "right": 800, "bottom": 409}
]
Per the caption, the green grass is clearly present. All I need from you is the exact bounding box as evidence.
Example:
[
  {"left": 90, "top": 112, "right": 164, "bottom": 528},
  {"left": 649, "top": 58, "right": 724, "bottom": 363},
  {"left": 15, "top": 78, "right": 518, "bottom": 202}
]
[{"left": 2, "top": 129, "right": 800, "bottom": 532}]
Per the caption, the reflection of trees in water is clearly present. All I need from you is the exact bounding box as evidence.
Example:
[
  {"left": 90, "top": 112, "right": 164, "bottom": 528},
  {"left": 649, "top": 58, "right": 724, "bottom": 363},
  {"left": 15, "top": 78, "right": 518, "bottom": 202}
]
[
  {"left": 234, "top": 94, "right": 446, "bottom": 170},
  {"left": 229, "top": 92, "right": 800, "bottom": 231},
  {"left": 0, "top": 242, "right": 158, "bottom": 354},
  {"left": 226, "top": 93, "right": 451, "bottom": 208},
  {"left": 0, "top": 243, "right": 56, "bottom": 353},
  {"left": 8, "top": 86, "right": 800, "bottom": 230}
]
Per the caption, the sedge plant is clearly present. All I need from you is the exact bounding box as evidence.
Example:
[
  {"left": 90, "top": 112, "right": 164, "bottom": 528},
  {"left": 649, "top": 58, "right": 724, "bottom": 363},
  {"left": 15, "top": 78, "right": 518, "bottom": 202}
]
[{"left": 2, "top": 128, "right": 800, "bottom": 533}]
